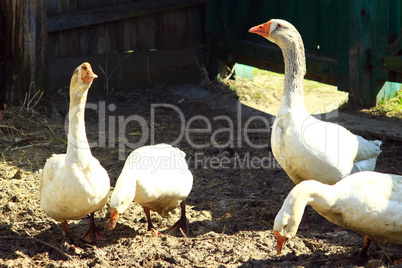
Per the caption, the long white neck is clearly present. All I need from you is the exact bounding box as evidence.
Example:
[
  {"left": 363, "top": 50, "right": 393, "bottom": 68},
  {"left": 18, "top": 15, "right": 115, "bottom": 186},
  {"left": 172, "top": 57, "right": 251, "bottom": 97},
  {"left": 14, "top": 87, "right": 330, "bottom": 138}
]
[
  {"left": 289, "top": 180, "right": 337, "bottom": 219},
  {"left": 277, "top": 35, "right": 307, "bottom": 113},
  {"left": 301, "top": 180, "right": 335, "bottom": 211},
  {"left": 282, "top": 180, "right": 335, "bottom": 235},
  {"left": 111, "top": 167, "right": 138, "bottom": 213},
  {"left": 66, "top": 85, "right": 92, "bottom": 165}
]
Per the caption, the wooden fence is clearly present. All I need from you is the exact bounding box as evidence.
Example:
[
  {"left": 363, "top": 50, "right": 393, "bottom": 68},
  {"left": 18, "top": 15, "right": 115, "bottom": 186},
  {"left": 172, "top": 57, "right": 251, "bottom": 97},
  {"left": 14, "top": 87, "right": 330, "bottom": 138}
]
[
  {"left": 46, "top": 0, "right": 206, "bottom": 94},
  {"left": 1, "top": 0, "right": 400, "bottom": 108}
]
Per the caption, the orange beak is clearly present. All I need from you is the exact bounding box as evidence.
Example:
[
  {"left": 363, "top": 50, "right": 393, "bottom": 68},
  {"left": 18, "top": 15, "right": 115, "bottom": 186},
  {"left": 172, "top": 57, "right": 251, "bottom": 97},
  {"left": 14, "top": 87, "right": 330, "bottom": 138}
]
[
  {"left": 273, "top": 230, "right": 287, "bottom": 255},
  {"left": 81, "top": 63, "right": 98, "bottom": 84},
  {"left": 108, "top": 207, "right": 120, "bottom": 230},
  {"left": 248, "top": 20, "right": 273, "bottom": 38}
]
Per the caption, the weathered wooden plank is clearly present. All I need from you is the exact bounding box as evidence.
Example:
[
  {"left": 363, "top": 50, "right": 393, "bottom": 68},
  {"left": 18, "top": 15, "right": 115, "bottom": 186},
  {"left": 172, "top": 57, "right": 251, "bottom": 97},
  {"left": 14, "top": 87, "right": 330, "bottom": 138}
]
[
  {"left": 370, "top": 0, "right": 391, "bottom": 105},
  {"left": 58, "top": 0, "right": 77, "bottom": 15},
  {"left": 94, "top": 20, "right": 121, "bottom": 55},
  {"left": 48, "top": 47, "right": 204, "bottom": 92},
  {"left": 156, "top": 9, "right": 187, "bottom": 49},
  {"left": 389, "top": 0, "right": 402, "bottom": 42},
  {"left": 228, "top": 1, "right": 254, "bottom": 39},
  {"left": 317, "top": 0, "right": 339, "bottom": 58},
  {"left": 336, "top": 1, "right": 350, "bottom": 92},
  {"left": 57, "top": 1, "right": 79, "bottom": 57},
  {"left": 121, "top": 18, "right": 137, "bottom": 52},
  {"left": 205, "top": 0, "right": 219, "bottom": 35},
  {"left": 347, "top": 0, "right": 375, "bottom": 106},
  {"left": 47, "top": 1, "right": 205, "bottom": 57},
  {"left": 45, "top": 0, "right": 60, "bottom": 16},
  {"left": 135, "top": 14, "right": 157, "bottom": 50},
  {"left": 96, "top": 24, "right": 109, "bottom": 55},
  {"left": 47, "top": 0, "right": 206, "bottom": 33},
  {"left": 1, "top": 0, "right": 49, "bottom": 106},
  {"left": 156, "top": 6, "right": 204, "bottom": 49},
  {"left": 77, "top": 0, "right": 132, "bottom": 11}
]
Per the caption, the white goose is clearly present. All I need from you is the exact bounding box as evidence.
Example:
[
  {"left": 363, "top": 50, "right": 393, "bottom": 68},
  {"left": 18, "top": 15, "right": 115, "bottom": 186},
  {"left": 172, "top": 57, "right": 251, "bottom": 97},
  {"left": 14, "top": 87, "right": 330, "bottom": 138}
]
[
  {"left": 39, "top": 63, "right": 110, "bottom": 243},
  {"left": 249, "top": 19, "right": 382, "bottom": 185},
  {"left": 273, "top": 171, "right": 402, "bottom": 260},
  {"left": 108, "top": 144, "right": 193, "bottom": 236}
]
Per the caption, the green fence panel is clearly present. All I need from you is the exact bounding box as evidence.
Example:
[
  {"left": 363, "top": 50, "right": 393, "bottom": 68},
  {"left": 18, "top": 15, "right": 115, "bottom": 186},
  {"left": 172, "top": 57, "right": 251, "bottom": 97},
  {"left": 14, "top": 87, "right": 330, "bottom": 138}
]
[{"left": 206, "top": 0, "right": 402, "bottom": 107}]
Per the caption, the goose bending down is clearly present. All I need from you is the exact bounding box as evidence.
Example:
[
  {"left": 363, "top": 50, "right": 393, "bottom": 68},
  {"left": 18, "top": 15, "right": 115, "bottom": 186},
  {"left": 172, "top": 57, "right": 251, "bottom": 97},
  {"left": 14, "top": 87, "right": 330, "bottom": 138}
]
[
  {"left": 273, "top": 171, "right": 402, "bottom": 260},
  {"left": 39, "top": 63, "right": 110, "bottom": 243},
  {"left": 108, "top": 144, "right": 193, "bottom": 236},
  {"left": 248, "top": 19, "right": 381, "bottom": 186}
]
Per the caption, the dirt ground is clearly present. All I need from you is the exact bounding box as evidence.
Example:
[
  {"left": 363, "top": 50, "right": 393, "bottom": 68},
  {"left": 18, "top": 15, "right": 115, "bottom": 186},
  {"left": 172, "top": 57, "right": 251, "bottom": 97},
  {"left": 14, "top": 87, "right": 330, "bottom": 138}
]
[{"left": 0, "top": 76, "right": 402, "bottom": 268}]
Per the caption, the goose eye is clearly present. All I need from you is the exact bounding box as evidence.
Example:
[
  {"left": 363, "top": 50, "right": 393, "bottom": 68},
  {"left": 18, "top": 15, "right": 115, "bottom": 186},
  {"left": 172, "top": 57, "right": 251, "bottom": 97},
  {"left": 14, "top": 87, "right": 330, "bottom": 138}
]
[
  {"left": 277, "top": 23, "right": 282, "bottom": 28},
  {"left": 283, "top": 224, "right": 287, "bottom": 229},
  {"left": 83, "top": 66, "right": 88, "bottom": 70}
]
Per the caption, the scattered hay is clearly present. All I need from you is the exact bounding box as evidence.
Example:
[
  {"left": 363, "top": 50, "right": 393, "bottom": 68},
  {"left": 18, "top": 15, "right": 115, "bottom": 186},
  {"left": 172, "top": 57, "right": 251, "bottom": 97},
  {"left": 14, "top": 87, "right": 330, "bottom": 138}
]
[
  {"left": 0, "top": 107, "right": 60, "bottom": 147},
  {"left": 0, "top": 106, "right": 65, "bottom": 170},
  {"left": 199, "top": 65, "right": 238, "bottom": 99}
]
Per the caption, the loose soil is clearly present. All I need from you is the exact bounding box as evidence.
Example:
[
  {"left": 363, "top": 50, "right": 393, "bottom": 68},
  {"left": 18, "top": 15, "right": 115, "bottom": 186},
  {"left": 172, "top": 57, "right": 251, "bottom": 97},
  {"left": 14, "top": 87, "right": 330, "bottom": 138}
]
[{"left": 0, "top": 77, "right": 401, "bottom": 268}]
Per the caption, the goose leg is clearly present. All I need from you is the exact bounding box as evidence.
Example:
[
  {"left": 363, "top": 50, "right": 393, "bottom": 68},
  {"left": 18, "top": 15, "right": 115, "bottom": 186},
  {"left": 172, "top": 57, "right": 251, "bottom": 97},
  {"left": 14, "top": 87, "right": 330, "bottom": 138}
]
[
  {"left": 60, "top": 220, "right": 84, "bottom": 254},
  {"left": 359, "top": 237, "right": 371, "bottom": 260},
  {"left": 81, "top": 212, "right": 107, "bottom": 243},
  {"left": 168, "top": 201, "right": 189, "bottom": 237},
  {"left": 143, "top": 206, "right": 160, "bottom": 235},
  {"left": 341, "top": 236, "right": 371, "bottom": 265},
  {"left": 143, "top": 206, "right": 155, "bottom": 231},
  {"left": 61, "top": 220, "right": 75, "bottom": 244}
]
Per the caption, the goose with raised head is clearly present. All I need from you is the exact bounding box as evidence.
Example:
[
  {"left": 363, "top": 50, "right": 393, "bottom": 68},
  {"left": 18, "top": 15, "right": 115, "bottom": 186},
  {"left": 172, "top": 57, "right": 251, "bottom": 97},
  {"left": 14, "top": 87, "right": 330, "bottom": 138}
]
[
  {"left": 248, "top": 19, "right": 381, "bottom": 185},
  {"left": 108, "top": 144, "right": 193, "bottom": 236},
  {"left": 273, "top": 171, "right": 402, "bottom": 261},
  {"left": 39, "top": 63, "right": 110, "bottom": 243}
]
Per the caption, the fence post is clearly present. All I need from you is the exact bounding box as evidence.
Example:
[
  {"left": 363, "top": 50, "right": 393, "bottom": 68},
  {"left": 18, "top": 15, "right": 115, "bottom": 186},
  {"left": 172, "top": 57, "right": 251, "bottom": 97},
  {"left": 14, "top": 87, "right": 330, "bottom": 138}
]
[
  {"left": 347, "top": 0, "right": 390, "bottom": 107},
  {"left": 1, "top": 0, "right": 49, "bottom": 109}
]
